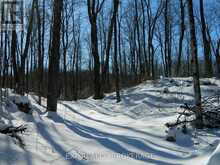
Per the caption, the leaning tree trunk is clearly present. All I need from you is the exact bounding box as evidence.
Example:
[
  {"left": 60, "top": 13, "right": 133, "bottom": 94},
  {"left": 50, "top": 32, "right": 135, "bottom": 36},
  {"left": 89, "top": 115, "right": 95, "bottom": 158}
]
[{"left": 187, "top": 0, "right": 203, "bottom": 128}]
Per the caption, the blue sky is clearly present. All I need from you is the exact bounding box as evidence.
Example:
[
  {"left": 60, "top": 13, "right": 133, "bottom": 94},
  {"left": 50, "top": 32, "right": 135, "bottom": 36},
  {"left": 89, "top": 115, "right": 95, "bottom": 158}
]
[{"left": 8, "top": 0, "right": 220, "bottom": 68}]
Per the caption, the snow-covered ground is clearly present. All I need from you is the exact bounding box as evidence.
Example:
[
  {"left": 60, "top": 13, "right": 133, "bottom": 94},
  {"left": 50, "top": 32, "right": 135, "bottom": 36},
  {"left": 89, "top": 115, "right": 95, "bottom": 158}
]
[{"left": 0, "top": 77, "right": 220, "bottom": 165}]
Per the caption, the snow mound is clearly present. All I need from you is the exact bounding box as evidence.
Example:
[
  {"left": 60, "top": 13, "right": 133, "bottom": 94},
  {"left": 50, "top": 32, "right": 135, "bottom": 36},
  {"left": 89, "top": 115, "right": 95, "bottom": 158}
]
[
  {"left": 9, "top": 95, "right": 30, "bottom": 104},
  {"left": 8, "top": 94, "right": 33, "bottom": 114}
]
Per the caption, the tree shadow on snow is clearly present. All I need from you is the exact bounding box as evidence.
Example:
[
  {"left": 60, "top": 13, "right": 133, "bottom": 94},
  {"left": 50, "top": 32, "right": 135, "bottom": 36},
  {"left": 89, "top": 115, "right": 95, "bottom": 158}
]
[
  {"left": 60, "top": 103, "right": 197, "bottom": 164},
  {"left": 63, "top": 117, "right": 181, "bottom": 165},
  {"left": 31, "top": 116, "right": 86, "bottom": 165},
  {"left": 0, "top": 133, "right": 33, "bottom": 165},
  {"left": 61, "top": 103, "right": 163, "bottom": 138}
]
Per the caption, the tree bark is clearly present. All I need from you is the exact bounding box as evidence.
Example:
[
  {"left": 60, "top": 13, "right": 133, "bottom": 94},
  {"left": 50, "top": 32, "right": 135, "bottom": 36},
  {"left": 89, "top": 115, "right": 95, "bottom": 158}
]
[
  {"left": 87, "top": 0, "right": 105, "bottom": 99},
  {"left": 176, "top": 0, "right": 185, "bottom": 76},
  {"left": 113, "top": 0, "right": 121, "bottom": 102},
  {"left": 47, "top": 0, "right": 63, "bottom": 112},
  {"left": 164, "top": 0, "right": 172, "bottom": 77},
  {"left": 19, "top": 0, "right": 35, "bottom": 95},
  {"left": 199, "top": 0, "right": 213, "bottom": 77},
  {"left": 216, "top": 40, "right": 220, "bottom": 78},
  {"left": 102, "top": 0, "right": 119, "bottom": 90},
  {"left": 36, "top": 0, "right": 43, "bottom": 105},
  {"left": 187, "top": 0, "right": 203, "bottom": 128}
]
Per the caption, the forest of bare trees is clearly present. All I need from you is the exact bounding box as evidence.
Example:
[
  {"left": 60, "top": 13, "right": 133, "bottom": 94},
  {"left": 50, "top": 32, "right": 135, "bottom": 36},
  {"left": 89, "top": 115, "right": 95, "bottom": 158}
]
[{"left": 0, "top": 0, "right": 220, "bottom": 113}]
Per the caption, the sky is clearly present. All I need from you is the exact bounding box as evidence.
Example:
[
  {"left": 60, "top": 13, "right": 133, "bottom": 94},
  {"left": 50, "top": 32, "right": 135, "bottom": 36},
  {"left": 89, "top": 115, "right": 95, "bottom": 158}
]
[{"left": 1, "top": 0, "right": 220, "bottom": 69}]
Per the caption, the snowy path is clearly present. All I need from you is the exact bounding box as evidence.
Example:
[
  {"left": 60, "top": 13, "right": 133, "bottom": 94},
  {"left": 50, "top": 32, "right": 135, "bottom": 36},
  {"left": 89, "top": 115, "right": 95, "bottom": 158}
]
[{"left": 1, "top": 77, "right": 220, "bottom": 165}]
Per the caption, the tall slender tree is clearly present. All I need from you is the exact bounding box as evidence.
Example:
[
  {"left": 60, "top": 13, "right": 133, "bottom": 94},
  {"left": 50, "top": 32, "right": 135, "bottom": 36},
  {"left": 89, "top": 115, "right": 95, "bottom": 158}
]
[
  {"left": 216, "top": 39, "right": 220, "bottom": 78},
  {"left": 176, "top": 0, "right": 185, "bottom": 76},
  {"left": 36, "top": 0, "right": 43, "bottom": 105},
  {"left": 113, "top": 0, "right": 120, "bottom": 102},
  {"left": 199, "top": 0, "right": 213, "bottom": 77},
  {"left": 164, "top": 0, "right": 172, "bottom": 77},
  {"left": 102, "top": 0, "right": 120, "bottom": 91},
  {"left": 47, "top": 0, "right": 63, "bottom": 112},
  {"left": 19, "top": 0, "right": 35, "bottom": 95},
  {"left": 187, "top": 0, "right": 203, "bottom": 128},
  {"left": 87, "top": 0, "right": 105, "bottom": 99}
]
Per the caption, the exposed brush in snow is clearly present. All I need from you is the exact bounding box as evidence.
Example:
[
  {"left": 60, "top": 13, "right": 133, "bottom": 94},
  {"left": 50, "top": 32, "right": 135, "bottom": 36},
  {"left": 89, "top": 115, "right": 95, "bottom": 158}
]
[
  {"left": 0, "top": 125, "right": 27, "bottom": 148},
  {"left": 165, "top": 94, "right": 220, "bottom": 131}
]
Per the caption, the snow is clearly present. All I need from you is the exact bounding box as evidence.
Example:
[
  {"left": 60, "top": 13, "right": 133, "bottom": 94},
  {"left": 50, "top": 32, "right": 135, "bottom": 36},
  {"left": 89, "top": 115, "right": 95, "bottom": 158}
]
[
  {"left": 9, "top": 94, "right": 30, "bottom": 105},
  {"left": 0, "top": 77, "right": 220, "bottom": 165},
  {"left": 206, "top": 140, "right": 220, "bottom": 165},
  {"left": 166, "top": 127, "right": 177, "bottom": 142}
]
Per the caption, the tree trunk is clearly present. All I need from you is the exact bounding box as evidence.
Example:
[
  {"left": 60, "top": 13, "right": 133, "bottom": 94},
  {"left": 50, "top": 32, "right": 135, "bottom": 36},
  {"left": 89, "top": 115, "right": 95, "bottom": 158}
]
[
  {"left": 36, "top": 0, "right": 43, "bottom": 105},
  {"left": 11, "top": 29, "right": 19, "bottom": 93},
  {"left": 87, "top": 0, "right": 105, "bottom": 99},
  {"left": 176, "top": 0, "right": 185, "bottom": 76},
  {"left": 10, "top": 1, "right": 20, "bottom": 93},
  {"left": 91, "top": 22, "right": 103, "bottom": 99},
  {"left": 163, "top": 0, "right": 172, "bottom": 77},
  {"left": 102, "top": 0, "right": 119, "bottom": 90},
  {"left": 140, "top": 0, "right": 149, "bottom": 78},
  {"left": 113, "top": 0, "right": 121, "bottom": 103},
  {"left": 19, "top": 0, "right": 35, "bottom": 95},
  {"left": 47, "top": 0, "right": 63, "bottom": 112},
  {"left": 199, "top": 0, "right": 213, "bottom": 77},
  {"left": 134, "top": 0, "right": 143, "bottom": 82},
  {"left": 216, "top": 40, "right": 220, "bottom": 78},
  {"left": 187, "top": 0, "right": 203, "bottom": 128}
]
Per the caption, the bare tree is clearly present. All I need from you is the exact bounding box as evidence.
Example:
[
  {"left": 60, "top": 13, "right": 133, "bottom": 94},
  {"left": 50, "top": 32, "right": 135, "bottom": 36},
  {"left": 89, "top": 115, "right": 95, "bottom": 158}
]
[
  {"left": 10, "top": 3, "right": 19, "bottom": 94},
  {"left": 187, "top": 0, "right": 203, "bottom": 128},
  {"left": 113, "top": 0, "right": 120, "bottom": 102},
  {"left": 19, "top": 0, "right": 35, "bottom": 95},
  {"left": 199, "top": 0, "right": 213, "bottom": 77},
  {"left": 36, "top": 0, "right": 43, "bottom": 105},
  {"left": 87, "top": 0, "right": 105, "bottom": 99},
  {"left": 47, "top": 0, "right": 63, "bottom": 112},
  {"left": 216, "top": 39, "right": 220, "bottom": 78},
  {"left": 146, "top": 0, "right": 164, "bottom": 79},
  {"left": 164, "top": 0, "right": 172, "bottom": 77},
  {"left": 176, "top": 0, "right": 185, "bottom": 76},
  {"left": 102, "top": 0, "right": 120, "bottom": 91}
]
